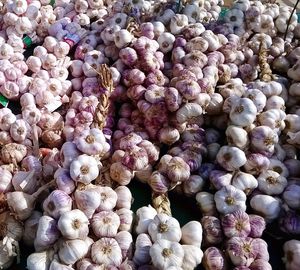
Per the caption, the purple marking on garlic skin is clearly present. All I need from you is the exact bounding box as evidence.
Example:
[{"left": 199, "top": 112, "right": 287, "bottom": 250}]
[
  {"left": 280, "top": 211, "right": 300, "bottom": 235},
  {"left": 248, "top": 214, "right": 266, "bottom": 238},
  {"left": 198, "top": 163, "right": 216, "bottom": 180},
  {"left": 244, "top": 153, "right": 270, "bottom": 175},
  {"left": 210, "top": 170, "right": 232, "bottom": 190},
  {"left": 222, "top": 210, "right": 251, "bottom": 238},
  {"left": 201, "top": 216, "right": 223, "bottom": 246}
]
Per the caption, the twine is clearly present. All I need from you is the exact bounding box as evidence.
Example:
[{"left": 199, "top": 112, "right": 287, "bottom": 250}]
[
  {"left": 92, "top": 64, "right": 114, "bottom": 130},
  {"left": 152, "top": 193, "right": 172, "bottom": 216},
  {"left": 90, "top": 64, "right": 114, "bottom": 187},
  {"left": 258, "top": 39, "right": 274, "bottom": 82}
]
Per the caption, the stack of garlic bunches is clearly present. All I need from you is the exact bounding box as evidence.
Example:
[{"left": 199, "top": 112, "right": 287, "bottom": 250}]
[{"left": 0, "top": 0, "right": 299, "bottom": 269}]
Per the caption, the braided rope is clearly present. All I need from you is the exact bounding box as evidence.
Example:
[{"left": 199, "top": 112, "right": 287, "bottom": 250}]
[
  {"left": 152, "top": 193, "right": 172, "bottom": 216},
  {"left": 258, "top": 39, "right": 274, "bottom": 82}
]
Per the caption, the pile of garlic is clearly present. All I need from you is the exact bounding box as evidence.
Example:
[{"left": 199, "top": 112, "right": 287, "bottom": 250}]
[
  {"left": 27, "top": 185, "right": 135, "bottom": 269},
  {"left": 0, "top": 0, "right": 299, "bottom": 269},
  {"left": 134, "top": 205, "right": 203, "bottom": 270}
]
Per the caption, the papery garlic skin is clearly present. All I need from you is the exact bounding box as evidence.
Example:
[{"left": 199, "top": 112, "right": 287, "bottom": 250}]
[
  {"left": 57, "top": 209, "right": 89, "bottom": 240},
  {"left": 58, "top": 239, "right": 89, "bottom": 265},
  {"left": 250, "top": 194, "right": 281, "bottom": 222},
  {"left": 283, "top": 240, "right": 300, "bottom": 270},
  {"left": 203, "top": 247, "right": 228, "bottom": 270},
  {"left": 227, "top": 236, "right": 257, "bottom": 267},
  {"left": 27, "top": 249, "right": 55, "bottom": 270},
  {"left": 181, "top": 221, "right": 203, "bottom": 248},
  {"left": 34, "top": 215, "right": 60, "bottom": 252},
  {"left": 70, "top": 154, "right": 100, "bottom": 184},
  {"left": 91, "top": 211, "right": 120, "bottom": 238},
  {"left": 257, "top": 170, "right": 287, "bottom": 195},
  {"left": 148, "top": 213, "right": 182, "bottom": 242},
  {"left": 182, "top": 245, "right": 203, "bottom": 270},
  {"left": 222, "top": 210, "right": 251, "bottom": 238},
  {"left": 201, "top": 216, "right": 223, "bottom": 246},
  {"left": 133, "top": 233, "right": 152, "bottom": 266},
  {"left": 91, "top": 238, "right": 122, "bottom": 267},
  {"left": 149, "top": 239, "right": 184, "bottom": 270},
  {"left": 136, "top": 205, "right": 157, "bottom": 234},
  {"left": 216, "top": 146, "right": 247, "bottom": 171}
]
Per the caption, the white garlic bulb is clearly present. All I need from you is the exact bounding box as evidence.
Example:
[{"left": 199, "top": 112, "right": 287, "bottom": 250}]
[
  {"left": 70, "top": 154, "right": 100, "bottom": 184},
  {"left": 136, "top": 205, "right": 157, "bottom": 234},
  {"left": 91, "top": 211, "right": 120, "bottom": 238},
  {"left": 214, "top": 185, "right": 247, "bottom": 215},
  {"left": 250, "top": 194, "right": 281, "bottom": 222},
  {"left": 91, "top": 238, "right": 122, "bottom": 267},
  {"left": 149, "top": 239, "right": 184, "bottom": 270},
  {"left": 57, "top": 209, "right": 89, "bottom": 240},
  {"left": 115, "top": 186, "right": 133, "bottom": 209},
  {"left": 133, "top": 233, "right": 152, "bottom": 266},
  {"left": 34, "top": 215, "right": 60, "bottom": 252},
  {"left": 182, "top": 245, "right": 203, "bottom": 270},
  {"left": 58, "top": 239, "right": 89, "bottom": 265},
  {"left": 181, "top": 221, "right": 203, "bottom": 247},
  {"left": 27, "top": 248, "right": 55, "bottom": 270},
  {"left": 148, "top": 213, "right": 182, "bottom": 242}
]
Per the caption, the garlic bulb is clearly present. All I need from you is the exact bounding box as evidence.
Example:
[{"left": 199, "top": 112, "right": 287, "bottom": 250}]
[
  {"left": 133, "top": 233, "right": 152, "bottom": 266},
  {"left": 148, "top": 213, "right": 182, "bottom": 242},
  {"left": 257, "top": 170, "right": 287, "bottom": 195},
  {"left": 182, "top": 245, "right": 203, "bottom": 270},
  {"left": 27, "top": 248, "right": 55, "bottom": 270},
  {"left": 181, "top": 221, "right": 203, "bottom": 248},
  {"left": 115, "top": 231, "right": 133, "bottom": 259},
  {"left": 283, "top": 240, "right": 300, "bottom": 270},
  {"left": 34, "top": 215, "right": 60, "bottom": 252},
  {"left": 116, "top": 208, "right": 134, "bottom": 232},
  {"left": 49, "top": 258, "right": 75, "bottom": 270},
  {"left": 201, "top": 216, "right": 223, "bottom": 246},
  {"left": 221, "top": 210, "right": 251, "bottom": 238},
  {"left": 97, "top": 186, "right": 118, "bottom": 211},
  {"left": 91, "top": 238, "right": 122, "bottom": 267},
  {"left": 70, "top": 154, "right": 100, "bottom": 184},
  {"left": 136, "top": 205, "right": 157, "bottom": 234},
  {"left": 203, "top": 247, "right": 228, "bottom": 270},
  {"left": 57, "top": 209, "right": 89, "bottom": 240},
  {"left": 248, "top": 215, "right": 266, "bottom": 238},
  {"left": 74, "top": 184, "right": 101, "bottom": 219},
  {"left": 231, "top": 172, "right": 258, "bottom": 195},
  {"left": 115, "top": 186, "right": 133, "bottom": 209},
  {"left": 149, "top": 239, "right": 184, "bottom": 270},
  {"left": 214, "top": 185, "right": 247, "bottom": 215},
  {"left": 229, "top": 98, "right": 257, "bottom": 127},
  {"left": 196, "top": 192, "right": 217, "bottom": 216},
  {"left": 216, "top": 146, "right": 247, "bottom": 171},
  {"left": 58, "top": 239, "right": 89, "bottom": 265},
  {"left": 226, "top": 237, "right": 257, "bottom": 267},
  {"left": 91, "top": 211, "right": 120, "bottom": 238},
  {"left": 250, "top": 194, "right": 281, "bottom": 222},
  {"left": 43, "top": 190, "right": 73, "bottom": 219}
]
